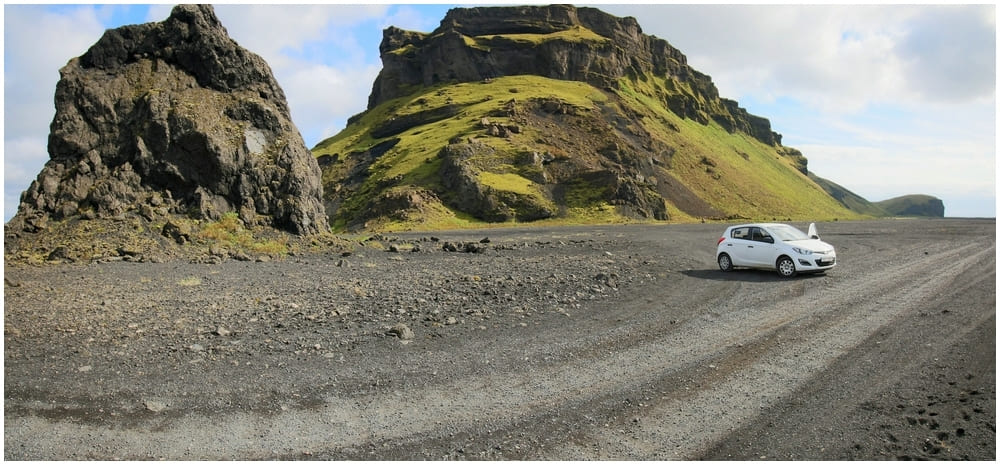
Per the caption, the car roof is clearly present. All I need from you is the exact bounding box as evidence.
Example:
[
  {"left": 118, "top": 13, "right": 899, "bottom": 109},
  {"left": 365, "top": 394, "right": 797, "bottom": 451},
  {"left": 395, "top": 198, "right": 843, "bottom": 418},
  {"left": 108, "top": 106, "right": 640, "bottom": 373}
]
[{"left": 726, "top": 223, "right": 790, "bottom": 229}]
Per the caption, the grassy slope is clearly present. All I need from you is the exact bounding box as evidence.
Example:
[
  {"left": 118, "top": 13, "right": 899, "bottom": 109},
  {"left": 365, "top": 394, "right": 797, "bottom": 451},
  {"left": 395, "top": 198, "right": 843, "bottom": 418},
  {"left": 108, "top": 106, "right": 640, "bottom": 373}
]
[
  {"left": 314, "top": 76, "right": 614, "bottom": 230},
  {"left": 313, "top": 36, "right": 865, "bottom": 231},
  {"left": 616, "top": 77, "right": 861, "bottom": 222},
  {"left": 809, "top": 173, "right": 889, "bottom": 217}
]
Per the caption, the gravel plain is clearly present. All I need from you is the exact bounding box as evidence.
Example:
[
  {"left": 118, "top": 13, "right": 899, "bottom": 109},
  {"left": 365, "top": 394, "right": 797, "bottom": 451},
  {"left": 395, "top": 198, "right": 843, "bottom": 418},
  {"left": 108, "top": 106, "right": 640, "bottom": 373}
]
[{"left": 4, "top": 218, "right": 995, "bottom": 460}]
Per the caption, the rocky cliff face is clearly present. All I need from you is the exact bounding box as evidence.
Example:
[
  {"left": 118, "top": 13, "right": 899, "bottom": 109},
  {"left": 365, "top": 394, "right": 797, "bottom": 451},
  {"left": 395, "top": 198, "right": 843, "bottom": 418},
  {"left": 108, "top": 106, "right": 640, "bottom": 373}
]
[
  {"left": 8, "top": 4, "right": 328, "bottom": 241},
  {"left": 369, "top": 4, "right": 781, "bottom": 146}
]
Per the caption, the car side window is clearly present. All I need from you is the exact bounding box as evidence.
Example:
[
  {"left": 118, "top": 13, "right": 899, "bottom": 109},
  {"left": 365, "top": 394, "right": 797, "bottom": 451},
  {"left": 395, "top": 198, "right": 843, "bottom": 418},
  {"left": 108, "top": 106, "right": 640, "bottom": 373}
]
[
  {"left": 731, "top": 227, "right": 750, "bottom": 240},
  {"left": 751, "top": 227, "right": 772, "bottom": 243}
]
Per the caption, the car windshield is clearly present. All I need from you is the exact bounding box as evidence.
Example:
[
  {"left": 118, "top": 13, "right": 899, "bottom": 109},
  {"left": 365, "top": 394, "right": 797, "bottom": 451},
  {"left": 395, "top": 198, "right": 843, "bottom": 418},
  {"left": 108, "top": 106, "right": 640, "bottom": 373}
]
[{"left": 767, "top": 224, "right": 810, "bottom": 242}]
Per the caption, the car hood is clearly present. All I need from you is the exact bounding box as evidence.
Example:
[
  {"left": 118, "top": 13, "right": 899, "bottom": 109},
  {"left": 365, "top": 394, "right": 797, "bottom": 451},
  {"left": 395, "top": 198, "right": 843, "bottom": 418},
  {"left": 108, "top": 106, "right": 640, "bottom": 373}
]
[{"left": 785, "top": 239, "right": 835, "bottom": 253}]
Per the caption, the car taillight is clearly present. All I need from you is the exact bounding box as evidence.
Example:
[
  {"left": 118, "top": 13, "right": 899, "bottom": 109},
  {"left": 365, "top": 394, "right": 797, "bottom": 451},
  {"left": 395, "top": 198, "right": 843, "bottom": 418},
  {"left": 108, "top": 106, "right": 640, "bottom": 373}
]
[{"left": 717, "top": 236, "right": 725, "bottom": 245}]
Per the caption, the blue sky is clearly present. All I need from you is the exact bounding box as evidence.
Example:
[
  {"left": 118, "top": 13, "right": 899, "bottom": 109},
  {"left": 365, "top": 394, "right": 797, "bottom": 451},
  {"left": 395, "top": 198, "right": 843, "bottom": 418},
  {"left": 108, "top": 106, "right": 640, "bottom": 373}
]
[{"left": 4, "top": 3, "right": 996, "bottom": 220}]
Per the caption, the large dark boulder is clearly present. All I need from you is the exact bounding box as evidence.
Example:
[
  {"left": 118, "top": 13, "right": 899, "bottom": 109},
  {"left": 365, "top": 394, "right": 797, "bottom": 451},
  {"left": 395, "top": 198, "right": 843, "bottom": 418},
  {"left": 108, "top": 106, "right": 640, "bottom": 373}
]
[{"left": 9, "top": 4, "right": 328, "bottom": 236}]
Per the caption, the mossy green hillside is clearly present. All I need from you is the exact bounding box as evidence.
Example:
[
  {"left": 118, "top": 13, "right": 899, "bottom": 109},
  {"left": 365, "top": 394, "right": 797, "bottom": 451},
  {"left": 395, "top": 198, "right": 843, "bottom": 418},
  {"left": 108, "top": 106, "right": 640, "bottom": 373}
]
[
  {"left": 614, "top": 76, "right": 861, "bottom": 221},
  {"left": 313, "top": 71, "right": 865, "bottom": 232},
  {"left": 313, "top": 75, "right": 608, "bottom": 230},
  {"left": 472, "top": 25, "right": 608, "bottom": 48}
]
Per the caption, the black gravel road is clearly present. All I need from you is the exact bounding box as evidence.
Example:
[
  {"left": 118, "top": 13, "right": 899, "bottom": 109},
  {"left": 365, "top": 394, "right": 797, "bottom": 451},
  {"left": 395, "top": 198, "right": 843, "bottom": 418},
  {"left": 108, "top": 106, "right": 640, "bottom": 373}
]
[{"left": 4, "top": 219, "right": 995, "bottom": 460}]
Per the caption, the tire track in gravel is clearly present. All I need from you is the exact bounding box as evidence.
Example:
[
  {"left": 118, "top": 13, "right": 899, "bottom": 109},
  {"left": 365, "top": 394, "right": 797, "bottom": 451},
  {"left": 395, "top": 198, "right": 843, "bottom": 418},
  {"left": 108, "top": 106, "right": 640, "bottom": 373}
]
[
  {"left": 4, "top": 224, "right": 992, "bottom": 460},
  {"left": 549, "top": 241, "right": 993, "bottom": 459},
  {"left": 698, "top": 247, "right": 997, "bottom": 460}
]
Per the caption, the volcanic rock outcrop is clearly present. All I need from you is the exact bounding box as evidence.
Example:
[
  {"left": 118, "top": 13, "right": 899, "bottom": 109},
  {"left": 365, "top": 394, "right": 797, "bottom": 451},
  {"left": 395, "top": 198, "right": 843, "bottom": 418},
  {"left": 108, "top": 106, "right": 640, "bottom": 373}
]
[{"left": 8, "top": 4, "right": 328, "bottom": 238}]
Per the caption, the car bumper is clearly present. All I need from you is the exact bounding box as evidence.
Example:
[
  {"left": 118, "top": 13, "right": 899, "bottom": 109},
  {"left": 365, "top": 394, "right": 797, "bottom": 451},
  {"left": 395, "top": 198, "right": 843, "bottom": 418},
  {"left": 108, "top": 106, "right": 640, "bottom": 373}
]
[{"left": 796, "top": 255, "right": 836, "bottom": 271}]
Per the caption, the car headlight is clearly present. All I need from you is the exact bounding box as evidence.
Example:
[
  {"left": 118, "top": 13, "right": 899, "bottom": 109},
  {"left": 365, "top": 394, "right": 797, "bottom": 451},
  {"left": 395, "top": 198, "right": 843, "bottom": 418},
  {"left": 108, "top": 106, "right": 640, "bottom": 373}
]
[{"left": 792, "top": 247, "right": 813, "bottom": 255}]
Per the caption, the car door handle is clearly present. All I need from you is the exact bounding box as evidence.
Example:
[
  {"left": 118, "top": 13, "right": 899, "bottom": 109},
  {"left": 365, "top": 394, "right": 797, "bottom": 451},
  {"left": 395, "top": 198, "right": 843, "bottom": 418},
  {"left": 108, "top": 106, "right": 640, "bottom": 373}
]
[{"left": 748, "top": 245, "right": 754, "bottom": 248}]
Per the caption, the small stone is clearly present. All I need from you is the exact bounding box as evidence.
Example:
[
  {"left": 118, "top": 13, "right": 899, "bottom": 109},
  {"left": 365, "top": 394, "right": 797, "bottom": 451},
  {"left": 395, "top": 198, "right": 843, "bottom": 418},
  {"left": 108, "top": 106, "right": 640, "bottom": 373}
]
[
  {"left": 387, "top": 323, "right": 414, "bottom": 340},
  {"left": 214, "top": 327, "right": 231, "bottom": 337},
  {"left": 145, "top": 400, "right": 167, "bottom": 413},
  {"left": 78, "top": 365, "right": 92, "bottom": 373}
]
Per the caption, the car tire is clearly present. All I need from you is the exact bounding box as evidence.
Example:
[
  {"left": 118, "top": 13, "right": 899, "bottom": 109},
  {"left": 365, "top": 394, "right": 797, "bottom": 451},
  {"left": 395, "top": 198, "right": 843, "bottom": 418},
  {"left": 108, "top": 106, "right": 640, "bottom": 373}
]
[
  {"left": 718, "top": 253, "right": 733, "bottom": 272},
  {"left": 776, "top": 256, "right": 797, "bottom": 278}
]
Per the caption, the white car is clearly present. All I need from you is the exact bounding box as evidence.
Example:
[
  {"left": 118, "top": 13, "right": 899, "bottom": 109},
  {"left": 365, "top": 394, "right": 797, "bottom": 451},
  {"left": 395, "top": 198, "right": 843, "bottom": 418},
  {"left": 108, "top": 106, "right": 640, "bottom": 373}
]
[{"left": 716, "top": 223, "right": 836, "bottom": 277}]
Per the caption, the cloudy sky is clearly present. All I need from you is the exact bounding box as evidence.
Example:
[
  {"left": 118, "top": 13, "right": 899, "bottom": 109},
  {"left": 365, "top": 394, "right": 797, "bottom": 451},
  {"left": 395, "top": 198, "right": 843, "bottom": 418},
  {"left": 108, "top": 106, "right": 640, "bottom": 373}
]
[{"left": 4, "top": 3, "right": 996, "bottom": 220}]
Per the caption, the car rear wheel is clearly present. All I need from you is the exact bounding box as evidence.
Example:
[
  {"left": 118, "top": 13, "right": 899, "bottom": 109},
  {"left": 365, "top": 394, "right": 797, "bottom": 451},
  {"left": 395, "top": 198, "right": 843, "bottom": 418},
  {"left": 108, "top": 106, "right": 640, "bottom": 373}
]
[
  {"left": 718, "top": 253, "right": 733, "bottom": 272},
  {"left": 776, "top": 256, "right": 797, "bottom": 278}
]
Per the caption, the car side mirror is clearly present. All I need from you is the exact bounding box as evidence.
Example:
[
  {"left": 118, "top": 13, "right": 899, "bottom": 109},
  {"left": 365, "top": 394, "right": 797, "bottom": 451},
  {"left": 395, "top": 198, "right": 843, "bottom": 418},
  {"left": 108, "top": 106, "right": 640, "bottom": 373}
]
[
  {"left": 763, "top": 236, "right": 774, "bottom": 244},
  {"left": 808, "top": 223, "right": 820, "bottom": 240}
]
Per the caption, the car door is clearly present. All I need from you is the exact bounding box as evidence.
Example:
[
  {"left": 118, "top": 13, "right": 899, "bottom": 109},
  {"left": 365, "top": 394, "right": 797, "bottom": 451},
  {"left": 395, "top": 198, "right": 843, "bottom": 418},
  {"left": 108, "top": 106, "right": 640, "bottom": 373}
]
[
  {"left": 745, "top": 226, "right": 778, "bottom": 266},
  {"left": 724, "top": 226, "right": 754, "bottom": 265}
]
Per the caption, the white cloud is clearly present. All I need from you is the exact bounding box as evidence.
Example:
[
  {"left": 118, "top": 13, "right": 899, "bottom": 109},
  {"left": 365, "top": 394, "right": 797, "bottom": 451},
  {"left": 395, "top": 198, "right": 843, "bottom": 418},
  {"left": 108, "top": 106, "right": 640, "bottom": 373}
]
[
  {"left": 805, "top": 141, "right": 994, "bottom": 198},
  {"left": 895, "top": 5, "right": 996, "bottom": 103},
  {"left": 4, "top": 5, "right": 111, "bottom": 221},
  {"left": 279, "top": 61, "right": 382, "bottom": 144},
  {"left": 215, "top": 5, "right": 388, "bottom": 68},
  {"left": 603, "top": 4, "right": 995, "bottom": 112},
  {"left": 3, "top": 137, "right": 48, "bottom": 220},
  {"left": 4, "top": 6, "right": 107, "bottom": 137}
]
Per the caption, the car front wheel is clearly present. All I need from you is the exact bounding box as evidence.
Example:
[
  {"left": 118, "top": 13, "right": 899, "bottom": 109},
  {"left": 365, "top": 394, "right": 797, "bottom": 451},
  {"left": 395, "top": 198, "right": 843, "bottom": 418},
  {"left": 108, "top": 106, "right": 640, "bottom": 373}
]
[
  {"left": 718, "top": 253, "right": 733, "bottom": 272},
  {"left": 776, "top": 256, "right": 797, "bottom": 278}
]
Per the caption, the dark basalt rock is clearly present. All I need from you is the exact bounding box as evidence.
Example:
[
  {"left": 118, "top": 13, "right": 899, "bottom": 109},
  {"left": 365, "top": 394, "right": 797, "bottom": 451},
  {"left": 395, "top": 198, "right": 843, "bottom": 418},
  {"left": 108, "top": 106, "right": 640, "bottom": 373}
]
[{"left": 9, "top": 4, "right": 328, "bottom": 236}]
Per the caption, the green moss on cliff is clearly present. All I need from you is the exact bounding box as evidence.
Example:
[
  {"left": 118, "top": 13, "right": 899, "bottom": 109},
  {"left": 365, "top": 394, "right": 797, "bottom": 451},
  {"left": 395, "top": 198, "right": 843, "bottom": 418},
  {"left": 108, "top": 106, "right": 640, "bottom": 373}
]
[{"left": 314, "top": 72, "right": 865, "bottom": 232}]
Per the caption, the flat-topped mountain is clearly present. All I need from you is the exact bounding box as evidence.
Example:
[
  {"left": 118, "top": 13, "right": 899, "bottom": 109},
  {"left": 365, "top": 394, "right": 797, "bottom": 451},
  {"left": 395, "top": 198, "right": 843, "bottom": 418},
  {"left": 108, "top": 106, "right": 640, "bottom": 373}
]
[
  {"left": 314, "top": 4, "right": 874, "bottom": 231},
  {"left": 875, "top": 195, "right": 946, "bottom": 217},
  {"left": 370, "top": 5, "right": 781, "bottom": 146}
]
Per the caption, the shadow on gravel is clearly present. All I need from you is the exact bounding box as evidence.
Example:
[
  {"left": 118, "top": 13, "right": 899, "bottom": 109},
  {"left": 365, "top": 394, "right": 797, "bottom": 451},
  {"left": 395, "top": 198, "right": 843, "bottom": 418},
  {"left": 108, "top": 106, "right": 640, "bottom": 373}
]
[{"left": 682, "top": 269, "right": 827, "bottom": 282}]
